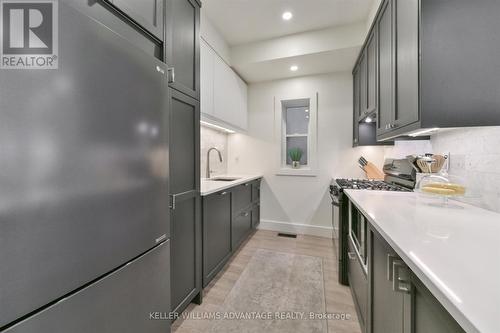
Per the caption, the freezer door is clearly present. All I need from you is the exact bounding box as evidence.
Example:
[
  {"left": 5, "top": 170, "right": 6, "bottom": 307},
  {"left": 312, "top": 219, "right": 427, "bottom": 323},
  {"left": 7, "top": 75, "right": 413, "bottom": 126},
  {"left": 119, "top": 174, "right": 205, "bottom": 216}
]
[
  {"left": 0, "top": 2, "right": 169, "bottom": 327},
  {"left": 3, "top": 241, "right": 171, "bottom": 333}
]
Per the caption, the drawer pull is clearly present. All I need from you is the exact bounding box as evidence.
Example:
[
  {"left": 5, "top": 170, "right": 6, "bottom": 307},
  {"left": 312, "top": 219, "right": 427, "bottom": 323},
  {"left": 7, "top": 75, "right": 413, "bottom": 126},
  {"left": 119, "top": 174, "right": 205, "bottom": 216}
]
[
  {"left": 243, "top": 212, "right": 249, "bottom": 217},
  {"left": 219, "top": 191, "right": 228, "bottom": 196},
  {"left": 392, "top": 260, "right": 411, "bottom": 294},
  {"left": 244, "top": 183, "right": 250, "bottom": 187}
]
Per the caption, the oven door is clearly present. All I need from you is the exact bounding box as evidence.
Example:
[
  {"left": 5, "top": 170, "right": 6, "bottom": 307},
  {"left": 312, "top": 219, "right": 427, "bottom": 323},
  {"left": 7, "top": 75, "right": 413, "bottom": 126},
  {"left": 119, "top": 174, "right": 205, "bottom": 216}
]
[{"left": 348, "top": 201, "right": 368, "bottom": 273}]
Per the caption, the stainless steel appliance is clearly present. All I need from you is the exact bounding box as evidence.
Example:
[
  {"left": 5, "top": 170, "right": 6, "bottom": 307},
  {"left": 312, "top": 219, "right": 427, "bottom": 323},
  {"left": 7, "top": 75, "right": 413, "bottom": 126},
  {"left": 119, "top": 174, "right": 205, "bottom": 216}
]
[
  {"left": 329, "top": 158, "right": 415, "bottom": 285},
  {"left": 0, "top": 3, "right": 170, "bottom": 332}
]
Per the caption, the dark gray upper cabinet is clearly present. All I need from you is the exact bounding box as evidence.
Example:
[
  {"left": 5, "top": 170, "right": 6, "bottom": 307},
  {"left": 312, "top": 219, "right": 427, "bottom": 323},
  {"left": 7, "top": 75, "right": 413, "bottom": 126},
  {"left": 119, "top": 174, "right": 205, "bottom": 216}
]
[
  {"left": 353, "top": 65, "right": 361, "bottom": 146},
  {"left": 166, "top": 0, "right": 201, "bottom": 100},
  {"left": 169, "top": 89, "right": 202, "bottom": 314},
  {"left": 359, "top": 52, "right": 368, "bottom": 118},
  {"left": 376, "top": 0, "right": 393, "bottom": 136},
  {"left": 202, "top": 190, "right": 232, "bottom": 287},
  {"left": 394, "top": 0, "right": 419, "bottom": 130},
  {"left": 109, "top": 0, "right": 164, "bottom": 40},
  {"left": 356, "top": 0, "right": 500, "bottom": 141},
  {"left": 366, "top": 30, "right": 378, "bottom": 115}
]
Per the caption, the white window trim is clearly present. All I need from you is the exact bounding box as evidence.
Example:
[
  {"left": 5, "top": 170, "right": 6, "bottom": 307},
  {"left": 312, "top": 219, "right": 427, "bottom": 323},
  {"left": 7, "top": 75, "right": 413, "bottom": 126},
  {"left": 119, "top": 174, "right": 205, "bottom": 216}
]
[{"left": 274, "top": 93, "right": 318, "bottom": 177}]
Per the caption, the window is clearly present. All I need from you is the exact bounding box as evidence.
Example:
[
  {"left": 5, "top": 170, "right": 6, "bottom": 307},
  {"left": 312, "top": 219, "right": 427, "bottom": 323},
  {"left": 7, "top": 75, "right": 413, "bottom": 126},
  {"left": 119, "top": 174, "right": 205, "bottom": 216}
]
[
  {"left": 284, "top": 101, "right": 309, "bottom": 166},
  {"left": 276, "top": 95, "right": 317, "bottom": 176}
]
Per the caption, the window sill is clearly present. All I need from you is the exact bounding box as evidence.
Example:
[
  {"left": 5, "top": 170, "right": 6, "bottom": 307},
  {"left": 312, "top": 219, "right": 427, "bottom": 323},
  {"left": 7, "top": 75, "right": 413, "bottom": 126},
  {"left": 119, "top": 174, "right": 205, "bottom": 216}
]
[{"left": 276, "top": 168, "right": 317, "bottom": 177}]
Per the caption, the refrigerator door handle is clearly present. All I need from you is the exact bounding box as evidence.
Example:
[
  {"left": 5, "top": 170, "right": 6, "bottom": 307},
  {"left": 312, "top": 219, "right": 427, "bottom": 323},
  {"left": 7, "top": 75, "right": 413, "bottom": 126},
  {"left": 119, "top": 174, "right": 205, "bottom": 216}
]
[{"left": 170, "top": 194, "right": 177, "bottom": 210}]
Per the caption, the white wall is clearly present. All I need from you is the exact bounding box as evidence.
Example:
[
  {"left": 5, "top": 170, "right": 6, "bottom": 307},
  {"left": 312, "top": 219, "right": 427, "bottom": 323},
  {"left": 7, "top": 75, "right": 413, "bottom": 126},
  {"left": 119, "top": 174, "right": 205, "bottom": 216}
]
[
  {"left": 227, "top": 72, "right": 386, "bottom": 234},
  {"left": 200, "top": 11, "right": 231, "bottom": 64},
  {"left": 365, "top": 0, "right": 382, "bottom": 35},
  {"left": 200, "top": 126, "right": 228, "bottom": 178}
]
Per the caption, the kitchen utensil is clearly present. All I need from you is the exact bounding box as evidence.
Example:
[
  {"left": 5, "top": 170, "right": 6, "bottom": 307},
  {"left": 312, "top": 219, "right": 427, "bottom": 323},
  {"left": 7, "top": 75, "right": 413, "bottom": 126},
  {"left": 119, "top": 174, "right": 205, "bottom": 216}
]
[
  {"left": 431, "top": 154, "right": 446, "bottom": 173},
  {"left": 359, "top": 156, "right": 384, "bottom": 180}
]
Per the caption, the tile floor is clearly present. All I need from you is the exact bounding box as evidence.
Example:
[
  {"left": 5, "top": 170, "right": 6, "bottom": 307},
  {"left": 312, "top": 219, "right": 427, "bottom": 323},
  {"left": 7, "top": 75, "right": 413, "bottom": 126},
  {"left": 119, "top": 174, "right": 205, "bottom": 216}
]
[{"left": 171, "top": 230, "right": 362, "bottom": 333}]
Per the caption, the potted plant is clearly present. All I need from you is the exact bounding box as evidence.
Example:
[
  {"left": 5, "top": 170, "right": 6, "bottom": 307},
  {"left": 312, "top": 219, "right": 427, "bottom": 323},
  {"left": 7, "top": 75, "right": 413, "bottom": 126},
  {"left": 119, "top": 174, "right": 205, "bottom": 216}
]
[{"left": 288, "top": 148, "right": 303, "bottom": 169}]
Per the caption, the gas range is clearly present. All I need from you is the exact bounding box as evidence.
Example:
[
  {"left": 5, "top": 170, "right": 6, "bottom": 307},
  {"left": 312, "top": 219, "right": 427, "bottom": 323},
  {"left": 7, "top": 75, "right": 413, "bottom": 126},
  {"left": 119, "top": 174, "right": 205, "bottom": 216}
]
[
  {"left": 331, "top": 178, "right": 412, "bottom": 194},
  {"left": 329, "top": 158, "right": 415, "bottom": 286}
]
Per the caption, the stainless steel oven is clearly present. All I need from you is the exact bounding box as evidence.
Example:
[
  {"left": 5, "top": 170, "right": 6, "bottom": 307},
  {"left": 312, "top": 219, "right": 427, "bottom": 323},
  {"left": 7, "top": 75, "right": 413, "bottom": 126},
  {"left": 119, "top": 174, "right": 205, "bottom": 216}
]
[{"left": 348, "top": 201, "right": 368, "bottom": 273}]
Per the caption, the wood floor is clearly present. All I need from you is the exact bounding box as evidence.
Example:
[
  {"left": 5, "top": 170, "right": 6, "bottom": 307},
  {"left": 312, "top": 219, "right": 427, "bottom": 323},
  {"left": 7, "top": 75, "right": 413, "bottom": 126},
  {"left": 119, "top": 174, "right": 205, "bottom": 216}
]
[{"left": 172, "top": 230, "right": 361, "bottom": 333}]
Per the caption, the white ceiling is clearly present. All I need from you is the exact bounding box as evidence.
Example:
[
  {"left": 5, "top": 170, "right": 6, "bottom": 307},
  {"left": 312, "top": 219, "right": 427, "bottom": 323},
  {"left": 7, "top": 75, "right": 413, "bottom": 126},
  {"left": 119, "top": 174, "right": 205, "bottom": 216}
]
[
  {"left": 235, "top": 47, "right": 361, "bottom": 82},
  {"left": 202, "top": 0, "right": 374, "bottom": 46}
]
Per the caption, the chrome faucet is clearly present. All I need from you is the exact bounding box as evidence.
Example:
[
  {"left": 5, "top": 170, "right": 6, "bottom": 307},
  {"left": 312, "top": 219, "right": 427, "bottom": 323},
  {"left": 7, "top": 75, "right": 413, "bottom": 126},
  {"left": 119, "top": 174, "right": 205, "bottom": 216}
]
[{"left": 206, "top": 147, "right": 223, "bottom": 179}]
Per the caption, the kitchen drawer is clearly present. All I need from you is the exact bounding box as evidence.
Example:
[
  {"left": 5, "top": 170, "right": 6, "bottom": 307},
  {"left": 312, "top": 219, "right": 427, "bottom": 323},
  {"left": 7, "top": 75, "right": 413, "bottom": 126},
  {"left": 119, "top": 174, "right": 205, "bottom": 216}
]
[
  {"left": 251, "top": 180, "right": 261, "bottom": 202},
  {"left": 348, "top": 237, "right": 368, "bottom": 332},
  {"left": 232, "top": 183, "right": 252, "bottom": 214},
  {"left": 232, "top": 209, "right": 252, "bottom": 250}
]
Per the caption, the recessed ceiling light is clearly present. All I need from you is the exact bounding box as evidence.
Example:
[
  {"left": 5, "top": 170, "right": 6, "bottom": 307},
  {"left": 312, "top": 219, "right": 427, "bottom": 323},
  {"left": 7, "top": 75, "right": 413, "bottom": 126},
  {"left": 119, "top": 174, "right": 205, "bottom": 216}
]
[
  {"left": 282, "top": 11, "right": 293, "bottom": 20},
  {"left": 290, "top": 65, "right": 298, "bottom": 72}
]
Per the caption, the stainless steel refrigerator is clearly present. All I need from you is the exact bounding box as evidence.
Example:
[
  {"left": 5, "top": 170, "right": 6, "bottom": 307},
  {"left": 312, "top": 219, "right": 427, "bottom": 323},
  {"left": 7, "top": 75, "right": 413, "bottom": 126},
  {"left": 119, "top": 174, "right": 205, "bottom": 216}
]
[{"left": 0, "top": 2, "right": 171, "bottom": 332}]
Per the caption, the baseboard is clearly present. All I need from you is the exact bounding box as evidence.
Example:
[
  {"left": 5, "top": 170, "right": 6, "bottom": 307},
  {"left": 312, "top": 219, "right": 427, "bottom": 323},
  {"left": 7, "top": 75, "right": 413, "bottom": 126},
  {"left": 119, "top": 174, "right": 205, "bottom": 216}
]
[{"left": 258, "top": 219, "right": 333, "bottom": 238}]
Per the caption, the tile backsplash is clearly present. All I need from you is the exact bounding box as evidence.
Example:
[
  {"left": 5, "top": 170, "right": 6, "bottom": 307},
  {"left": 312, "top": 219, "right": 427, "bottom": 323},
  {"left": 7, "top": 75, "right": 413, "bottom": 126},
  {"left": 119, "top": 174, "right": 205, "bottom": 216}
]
[
  {"left": 385, "top": 128, "right": 500, "bottom": 212},
  {"left": 431, "top": 127, "right": 500, "bottom": 212},
  {"left": 200, "top": 125, "right": 228, "bottom": 178}
]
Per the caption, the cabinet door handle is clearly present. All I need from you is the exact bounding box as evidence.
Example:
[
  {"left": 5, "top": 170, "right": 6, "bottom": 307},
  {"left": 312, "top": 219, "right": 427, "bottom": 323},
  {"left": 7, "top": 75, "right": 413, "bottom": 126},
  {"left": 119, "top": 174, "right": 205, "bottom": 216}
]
[
  {"left": 387, "top": 254, "right": 398, "bottom": 281},
  {"left": 244, "top": 183, "right": 250, "bottom": 187},
  {"left": 243, "top": 212, "right": 249, "bottom": 217},
  {"left": 348, "top": 252, "right": 357, "bottom": 260},
  {"left": 219, "top": 191, "right": 228, "bottom": 196},
  {"left": 393, "top": 260, "right": 411, "bottom": 293},
  {"left": 167, "top": 67, "right": 175, "bottom": 83}
]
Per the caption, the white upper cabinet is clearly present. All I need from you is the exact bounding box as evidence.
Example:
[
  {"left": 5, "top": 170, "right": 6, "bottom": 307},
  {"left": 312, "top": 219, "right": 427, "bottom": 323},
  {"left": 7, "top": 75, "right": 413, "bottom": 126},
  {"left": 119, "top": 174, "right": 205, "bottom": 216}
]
[
  {"left": 200, "top": 38, "right": 248, "bottom": 131},
  {"left": 200, "top": 39, "right": 214, "bottom": 117}
]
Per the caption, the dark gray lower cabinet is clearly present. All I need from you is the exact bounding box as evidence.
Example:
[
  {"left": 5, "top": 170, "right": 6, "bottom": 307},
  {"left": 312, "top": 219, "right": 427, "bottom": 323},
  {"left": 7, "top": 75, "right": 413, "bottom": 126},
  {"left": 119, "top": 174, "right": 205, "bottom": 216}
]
[
  {"left": 4, "top": 242, "right": 171, "bottom": 333},
  {"left": 232, "top": 183, "right": 253, "bottom": 214},
  {"left": 232, "top": 208, "right": 252, "bottom": 249},
  {"left": 251, "top": 204, "right": 260, "bottom": 228},
  {"left": 202, "top": 178, "right": 261, "bottom": 287},
  {"left": 409, "top": 274, "right": 466, "bottom": 333},
  {"left": 203, "top": 190, "right": 232, "bottom": 287},
  {"left": 367, "top": 226, "right": 466, "bottom": 333},
  {"left": 347, "top": 238, "right": 368, "bottom": 333},
  {"left": 371, "top": 229, "right": 406, "bottom": 333},
  {"left": 169, "top": 90, "right": 202, "bottom": 314}
]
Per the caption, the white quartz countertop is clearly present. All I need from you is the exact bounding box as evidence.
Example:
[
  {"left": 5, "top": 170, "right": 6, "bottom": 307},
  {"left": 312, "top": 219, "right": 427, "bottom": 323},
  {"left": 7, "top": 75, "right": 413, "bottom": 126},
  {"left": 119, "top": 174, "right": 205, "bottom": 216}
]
[
  {"left": 200, "top": 175, "right": 263, "bottom": 196},
  {"left": 344, "top": 190, "right": 500, "bottom": 333}
]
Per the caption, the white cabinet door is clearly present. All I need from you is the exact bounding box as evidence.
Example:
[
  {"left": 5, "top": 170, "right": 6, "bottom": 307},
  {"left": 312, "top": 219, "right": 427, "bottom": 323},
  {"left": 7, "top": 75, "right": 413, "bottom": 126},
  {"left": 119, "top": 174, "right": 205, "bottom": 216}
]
[
  {"left": 202, "top": 39, "right": 248, "bottom": 131},
  {"left": 213, "top": 54, "right": 238, "bottom": 125},
  {"left": 235, "top": 74, "right": 248, "bottom": 130},
  {"left": 200, "top": 39, "right": 214, "bottom": 117}
]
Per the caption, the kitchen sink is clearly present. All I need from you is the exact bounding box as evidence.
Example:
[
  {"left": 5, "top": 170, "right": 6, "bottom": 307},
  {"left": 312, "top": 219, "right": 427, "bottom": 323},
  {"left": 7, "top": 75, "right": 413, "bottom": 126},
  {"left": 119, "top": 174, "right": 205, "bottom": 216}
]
[{"left": 206, "top": 177, "right": 241, "bottom": 182}]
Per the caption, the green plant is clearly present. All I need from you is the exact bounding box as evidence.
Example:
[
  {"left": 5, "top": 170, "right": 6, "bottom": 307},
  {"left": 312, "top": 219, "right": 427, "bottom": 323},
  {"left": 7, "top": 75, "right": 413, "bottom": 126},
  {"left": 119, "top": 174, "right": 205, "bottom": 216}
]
[{"left": 288, "top": 148, "right": 303, "bottom": 162}]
